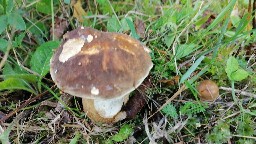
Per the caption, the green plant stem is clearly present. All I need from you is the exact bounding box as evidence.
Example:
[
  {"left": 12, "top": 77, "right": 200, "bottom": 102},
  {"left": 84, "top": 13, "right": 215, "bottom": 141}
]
[
  {"left": 51, "top": 0, "right": 55, "bottom": 40},
  {"left": 0, "top": 41, "right": 12, "bottom": 71}
]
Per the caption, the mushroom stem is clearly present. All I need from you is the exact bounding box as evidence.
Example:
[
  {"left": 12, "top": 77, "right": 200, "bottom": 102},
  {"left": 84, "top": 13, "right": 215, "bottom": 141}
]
[
  {"left": 82, "top": 95, "right": 129, "bottom": 123},
  {"left": 93, "top": 95, "right": 129, "bottom": 118}
]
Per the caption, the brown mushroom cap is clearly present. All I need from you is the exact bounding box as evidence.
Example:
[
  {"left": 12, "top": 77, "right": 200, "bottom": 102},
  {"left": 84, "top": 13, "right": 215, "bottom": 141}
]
[
  {"left": 50, "top": 27, "right": 153, "bottom": 100},
  {"left": 197, "top": 80, "right": 219, "bottom": 101}
]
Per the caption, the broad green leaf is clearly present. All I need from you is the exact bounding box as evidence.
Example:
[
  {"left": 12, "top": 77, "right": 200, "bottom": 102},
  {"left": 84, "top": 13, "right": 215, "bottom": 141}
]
[
  {"left": 176, "top": 43, "right": 198, "bottom": 59},
  {"left": 230, "top": 69, "right": 248, "bottom": 81},
  {"left": 107, "top": 16, "right": 121, "bottom": 32},
  {"left": 0, "top": 4, "right": 4, "bottom": 14},
  {"left": 163, "top": 33, "right": 175, "bottom": 48},
  {"left": 225, "top": 56, "right": 239, "bottom": 79},
  {"left": 0, "top": 78, "right": 36, "bottom": 94},
  {"left": 6, "top": 0, "right": 14, "bottom": 13},
  {"left": 2, "top": 74, "right": 38, "bottom": 83},
  {"left": 36, "top": 0, "right": 51, "bottom": 15},
  {"left": 0, "top": 38, "right": 8, "bottom": 53},
  {"left": 111, "top": 124, "right": 133, "bottom": 142},
  {"left": 7, "top": 11, "right": 26, "bottom": 30},
  {"left": 180, "top": 55, "right": 205, "bottom": 83},
  {"left": 30, "top": 41, "right": 60, "bottom": 76},
  {"left": 0, "top": 15, "right": 8, "bottom": 34}
]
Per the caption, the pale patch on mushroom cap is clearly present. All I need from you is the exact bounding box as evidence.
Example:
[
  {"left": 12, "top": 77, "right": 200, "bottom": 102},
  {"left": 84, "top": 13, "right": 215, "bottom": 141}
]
[
  {"left": 50, "top": 27, "right": 153, "bottom": 100},
  {"left": 58, "top": 38, "right": 85, "bottom": 63}
]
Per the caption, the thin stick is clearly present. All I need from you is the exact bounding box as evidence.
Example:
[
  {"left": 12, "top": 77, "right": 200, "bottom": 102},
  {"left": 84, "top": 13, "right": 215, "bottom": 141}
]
[
  {"left": 220, "top": 86, "right": 256, "bottom": 98},
  {"left": 148, "top": 85, "right": 186, "bottom": 119},
  {"left": 0, "top": 89, "right": 51, "bottom": 123}
]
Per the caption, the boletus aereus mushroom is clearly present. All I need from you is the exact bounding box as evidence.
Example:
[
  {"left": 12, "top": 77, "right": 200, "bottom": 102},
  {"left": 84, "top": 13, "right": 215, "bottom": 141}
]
[{"left": 50, "top": 27, "right": 153, "bottom": 123}]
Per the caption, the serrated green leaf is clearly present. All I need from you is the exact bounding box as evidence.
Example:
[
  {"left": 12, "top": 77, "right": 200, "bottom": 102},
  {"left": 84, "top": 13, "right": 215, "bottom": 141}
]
[
  {"left": 0, "top": 78, "right": 36, "bottom": 94},
  {"left": 225, "top": 56, "right": 239, "bottom": 79},
  {"left": 36, "top": 0, "right": 51, "bottom": 14},
  {"left": 111, "top": 124, "right": 133, "bottom": 142},
  {"left": 0, "top": 38, "right": 8, "bottom": 53},
  {"left": 30, "top": 41, "right": 60, "bottom": 76},
  {"left": 231, "top": 69, "right": 248, "bottom": 81},
  {"left": 7, "top": 11, "right": 26, "bottom": 30},
  {"left": 0, "top": 15, "right": 8, "bottom": 34}
]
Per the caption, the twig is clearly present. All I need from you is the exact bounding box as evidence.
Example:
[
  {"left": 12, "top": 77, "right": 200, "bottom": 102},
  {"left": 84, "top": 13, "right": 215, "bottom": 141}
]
[
  {"left": 219, "top": 86, "right": 256, "bottom": 98},
  {"left": 148, "top": 85, "right": 187, "bottom": 119},
  {"left": 0, "top": 88, "right": 52, "bottom": 123},
  {"left": 233, "top": 135, "right": 256, "bottom": 140}
]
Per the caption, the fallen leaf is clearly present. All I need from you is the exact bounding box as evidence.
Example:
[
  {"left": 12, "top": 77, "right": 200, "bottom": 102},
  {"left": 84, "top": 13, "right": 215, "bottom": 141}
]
[
  {"left": 159, "top": 75, "right": 180, "bottom": 86},
  {"left": 50, "top": 17, "right": 68, "bottom": 40},
  {"left": 135, "top": 18, "right": 146, "bottom": 38},
  {"left": 73, "top": 0, "right": 87, "bottom": 22}
]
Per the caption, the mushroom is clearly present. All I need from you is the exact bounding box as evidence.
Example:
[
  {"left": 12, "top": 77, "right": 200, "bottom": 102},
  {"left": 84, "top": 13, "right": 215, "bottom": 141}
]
[
  {"left": 50, "top": 27, "right": 153, "bottom": 123},
  {"left": 197, "top": 80, "right": 219, "bottom": 101}
]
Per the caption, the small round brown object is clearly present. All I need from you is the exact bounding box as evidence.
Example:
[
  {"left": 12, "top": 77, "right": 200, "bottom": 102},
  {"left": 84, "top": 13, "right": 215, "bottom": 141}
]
[{"left": 197, "top": 80, "right": 219, "bottom": 101}]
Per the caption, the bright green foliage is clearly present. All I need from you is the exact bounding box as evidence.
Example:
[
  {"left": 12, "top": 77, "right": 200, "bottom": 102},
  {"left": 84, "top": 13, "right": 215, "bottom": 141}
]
[
  {"left": 161, "top": 103, "right": 178, "bottom": 119},
  {"left": 107, "top": 16, "right": 121, "bottom": 32},
  {"left": 180, "top": 102, "right": 207, "bottom": 116},
  {"left": 111, "top": 124, "right": 133, "bottom": 142},
  {"left": 176, "top": 43, "right": 199, "bottom": 60},
  {"left": 180, "top": 55, "right": 205, "bottom": 83},
  {"left": 206, "top": 122, "right": 232, "bottom": 143},
  {"left": 0, "top": 63, "right": 37, "bottom": 94},
  {"left": 225, "top": 56, "right": 249, "bottom": 81},
  {"left": 237, "top": 115, "right": 255, "bottom": 137},
  {"left": 0, "top": 78, "right": 36, "bottom": 94},
  {"left": 0, "top": 38, "right": 8, "bottom": 53},
  {"left": 0, "top": 15, "right": 8, "bottom": 33},
  {"left": 30, "top": 41, "right": 60, "bottom": 76},
  {"left": 0, "top": 0, "right": 26, "bottom": 34},
  {"left": 7, "top": 11, "right": 26, "bottom": 30},
  {"left": 36, "top": 0, "right": 51, "bottom": 14}
]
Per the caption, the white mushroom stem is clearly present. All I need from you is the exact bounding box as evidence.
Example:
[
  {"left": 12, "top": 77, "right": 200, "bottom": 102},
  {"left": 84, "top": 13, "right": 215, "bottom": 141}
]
[{"left": 93, "top": 95, "right": 129, "bottom": 118}]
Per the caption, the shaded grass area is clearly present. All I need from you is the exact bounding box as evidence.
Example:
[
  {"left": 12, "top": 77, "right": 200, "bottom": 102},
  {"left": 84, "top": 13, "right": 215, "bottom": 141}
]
[{"left": 0, "top": 0, "right": 255, "bottom": 143}]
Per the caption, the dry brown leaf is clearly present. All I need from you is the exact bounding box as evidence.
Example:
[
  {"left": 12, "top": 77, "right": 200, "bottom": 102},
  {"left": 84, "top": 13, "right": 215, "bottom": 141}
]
[
  {"left": 159, "top": 75, "right": 180, "bottom": 86},
  {"left": 73, "top": 0, "right": 87, "bottom": 22},
  {"left": 135, "top": 18, "right": 146, "bottom": 38},
  {"left": 50, "top": 17, "right": 68, "bottom": 40}
]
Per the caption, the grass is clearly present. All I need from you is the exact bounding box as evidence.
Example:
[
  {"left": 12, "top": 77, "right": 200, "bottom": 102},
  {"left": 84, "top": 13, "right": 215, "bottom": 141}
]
[{"left": 0, "top": 0, "right": 256, "bottom": 143}]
